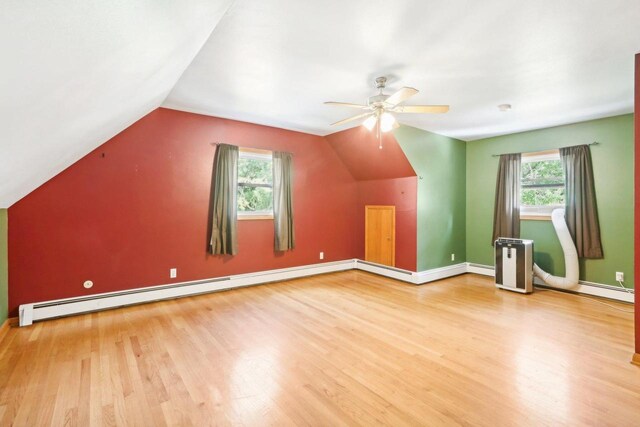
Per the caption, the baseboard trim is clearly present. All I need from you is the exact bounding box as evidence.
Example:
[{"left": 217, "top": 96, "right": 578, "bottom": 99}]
[
  {"left": 18, "top": 259, "right": 634, "bottom": 326},
  {"left": 414, "top": 263, "right": 468, "bottom": 284},
  {"left": 355, "top": 260, "right": 467, "bottom": 285},
  {"left": 465, "top": 263, "right": 634, "bottom": 303},
  {"left": 466, "top": 263, "right": 495, "bottom": 276},
  {"left": 632, "top": 353, "right": 640, "bottom": 366}
]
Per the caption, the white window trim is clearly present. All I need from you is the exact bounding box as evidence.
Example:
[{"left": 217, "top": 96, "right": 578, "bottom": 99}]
[
  {"left": 238, "top": 211, "right": 274, "bottom": 220},
  {"left": 520, "top": 149, "right": 563, "bottom": 220},
  {"left": 521, "top": 205, "right": 564, "bottom": 218},
  {"left": 238, "top": 148, "right": 274, "bottom": 220}
]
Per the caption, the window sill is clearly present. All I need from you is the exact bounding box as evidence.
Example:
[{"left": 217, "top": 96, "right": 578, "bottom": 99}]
[
  {"left": 521, "top": 214, "right": 551, "bottom": 221},
  {"left": 238, "top": 214, "right": 273, "bottom": 221}
]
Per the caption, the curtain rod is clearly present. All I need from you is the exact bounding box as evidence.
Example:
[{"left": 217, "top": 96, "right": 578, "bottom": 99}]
[
  {"left": 491, "top": 141, "right": 599, "bottom": 157},
  {"left": 210, "top": 142, "right": 294, "bottom": 156}
]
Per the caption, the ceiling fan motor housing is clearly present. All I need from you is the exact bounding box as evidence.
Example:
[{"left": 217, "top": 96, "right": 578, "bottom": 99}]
[
  {"left": 370, "top": 76, "right": 391, "bottom": 107},
  {"left": 368, "top": 94, "right": 389, "bottom": 108}
]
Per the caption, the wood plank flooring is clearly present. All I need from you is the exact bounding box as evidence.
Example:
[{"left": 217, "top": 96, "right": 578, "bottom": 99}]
[{"left": 0, "top": 271, "right": 638, "bottom": 426}]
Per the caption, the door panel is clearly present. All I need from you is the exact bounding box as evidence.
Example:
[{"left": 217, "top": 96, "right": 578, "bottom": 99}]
[{"left": 365, "top": 205, "right": 395, "bottom": 266}]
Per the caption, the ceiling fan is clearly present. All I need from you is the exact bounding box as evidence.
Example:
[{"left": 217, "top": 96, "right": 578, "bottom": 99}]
[{"left": 324, "top": 76, "right": 449, "bottom": 148}]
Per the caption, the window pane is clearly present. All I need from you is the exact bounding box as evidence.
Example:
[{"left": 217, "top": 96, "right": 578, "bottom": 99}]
[
  {"left": 237, "top": 153, "right": 273, "bottom": 213},
  {"left": 238, "top": 157, "right": 272, "bottom": 185},
  {"left": 521, "top": 158, "right": 564, "bottom": 207},
  {"left": 238, "top": 186, "right": 273, "bottom": 212},
  {"left": 521, "top": 159, "right": 563, "bottom": 186},
  {"left": 521, "top": 187, "right": 564, "bottom": 206}
]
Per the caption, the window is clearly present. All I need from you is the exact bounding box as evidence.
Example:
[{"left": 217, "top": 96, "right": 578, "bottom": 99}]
[
  {"left": 520, "top": 150, "right": 564, "bottom": 218},
  {"left": 237, "top": 148, "right": 273, "bottom": 219}
]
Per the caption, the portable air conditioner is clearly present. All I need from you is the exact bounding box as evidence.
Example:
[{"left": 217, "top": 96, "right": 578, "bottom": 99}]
[{"left": 495, "top": 238, "right": 534, "bottom": 294}]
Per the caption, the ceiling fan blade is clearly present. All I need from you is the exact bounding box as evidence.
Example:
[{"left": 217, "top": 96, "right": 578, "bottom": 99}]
[
  {"left": 384, "top": 87, "right": 418, "bottom": 106},
  {"left": 392, "top": 105, "right": 449, "bottom": 114},
  {"left": 324, "top": 101, "right": 369, "bottom": 109},
  {"left": 330, "top": 112, "right": 373, "bottom": 126}
]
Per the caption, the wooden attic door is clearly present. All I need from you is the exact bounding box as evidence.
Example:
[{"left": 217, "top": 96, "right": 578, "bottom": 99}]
[{"left": 365, "top": 205, "right": 396, "bottom": 267}]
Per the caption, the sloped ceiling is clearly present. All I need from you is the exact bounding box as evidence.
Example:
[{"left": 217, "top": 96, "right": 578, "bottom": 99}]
[
  {"left": 2, "top": 0, "right": 639, "bottom": 207},
  {"left": 0, "top": 0, "right": 232, "bottom": 208},
  {"left": 325, "top": 126, "right": 415, "bottom": 181},
  {"left": 164, "top": 0, "right": 640, "bottom": 139}
]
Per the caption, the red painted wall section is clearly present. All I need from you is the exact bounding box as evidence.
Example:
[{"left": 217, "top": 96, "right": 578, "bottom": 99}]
[
  {"left": 634, "top": 53, "right": 639, "bottom": 355},
  {"left": 325, "top": 126, "right": 418, "bottom": 271},
  {"left": 8, "top": 108, "right": 359, "bottom": 316},
  {"left": 325, "top": 126, "right": 416, "bottom": 180},
  {"left": 356, "top": 178, "right": 418, "bottom": 271}
]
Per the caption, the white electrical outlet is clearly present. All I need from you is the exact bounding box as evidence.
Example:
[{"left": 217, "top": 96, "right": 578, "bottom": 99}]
[
  {"left": 319, "top": 252, "right": 324, "bottom": 260},
  {"left": 83, "top": 280, "right": 93, "bottom": 289},
  {"left": 170, "top": 268, "right": 177, "bottom": 279},
  {"left": 451, "top": 253, "right": 455, "bottom": 261},
  {"left": 616, "top": 272, "right": 624, "bottom": 282}
]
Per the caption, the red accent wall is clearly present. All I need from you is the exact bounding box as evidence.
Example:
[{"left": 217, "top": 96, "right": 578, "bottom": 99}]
[
  {"left": 356, "top": 178, "right": 417, "bottom": 271},
  {"left": 8, "top": 108, "right": 359, "bottom": 316},
  {"left": 324, "top": 126, "right": 418, "bottom": 271},
  {"left": 634, "top": 53, "right": 639, "bottom": 354},
  {"left": 325, "top": 126, "right": 416, "bottom": 180}
]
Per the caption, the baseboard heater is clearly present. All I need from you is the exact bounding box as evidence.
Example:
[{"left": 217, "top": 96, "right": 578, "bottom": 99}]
[
  {"left": 19, "top": 260, "right": 357, "bottom": 326},
  {"left": 18, "top": 259, "right": 630, "bottom": 326},
  {"left": 19, "top": 259, "right": 471, "bottom": 326}
]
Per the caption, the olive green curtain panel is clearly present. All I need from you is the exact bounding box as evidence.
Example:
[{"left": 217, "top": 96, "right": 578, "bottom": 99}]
[
  {"left": 492, "top": 153, "right": 521, "bottom": 244},
  {"left": 560, "top": 144, "right": 603, "bottom": 258},
  {"left": 273, "top": 151, "right": 295, "bottom": 251},
  {"left": 210, "top": 144, "right": 239, "bottom": 255}
]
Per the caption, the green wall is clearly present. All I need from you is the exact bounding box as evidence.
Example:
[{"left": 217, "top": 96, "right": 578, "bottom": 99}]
[
  {"left": 466, "top": 114, "right": 634, "bottom": 288},
  {"left": 0, "top": 209, "right": 7, "bottom": 323},
  {"left": 394, "top": 126, "right": 467, "bottom": 271}
]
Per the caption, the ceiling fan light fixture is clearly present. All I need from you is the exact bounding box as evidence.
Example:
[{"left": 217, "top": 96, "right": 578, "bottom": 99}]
[
  {"left": 325, "top": 76, "right": 449, "bottom": 144},
  {"left": 380, "top": 112, "right": 396, "bottom": 133},
  {"left": 362, "top": 115, "right": 377, "bottom": 131}
]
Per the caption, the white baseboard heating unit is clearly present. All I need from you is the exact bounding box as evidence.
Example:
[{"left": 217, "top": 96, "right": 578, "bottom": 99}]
[
  {"left": 495, "top": 238, "right": 534, "bottom": 294},
  {"left": 18, "top": 260, "right": 357, "bottom": 326},
  {"left": 18, "top": 259, "right": 470, "bottom": 326}
]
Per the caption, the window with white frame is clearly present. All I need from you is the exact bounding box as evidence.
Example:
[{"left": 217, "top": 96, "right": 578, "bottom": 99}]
[
  {"left": 237, "top": 148, "right": 273, "bottom": 219},
  {"left": 520, "top": 149, "right": 565, "bottom": 217}
]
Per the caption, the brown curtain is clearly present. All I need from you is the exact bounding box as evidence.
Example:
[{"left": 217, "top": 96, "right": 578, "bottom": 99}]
[
  {"left": 209, "top": 144, "right": 239, "bottom": 255},
  {"left": 492, "top": 153, "right": 521, "bottom": 244},
  {"left": 273, "top": 151, "right": 295, "bottom": 251},
  {"left": 560, "top": 145, "right": 603, "bottom": 258}
]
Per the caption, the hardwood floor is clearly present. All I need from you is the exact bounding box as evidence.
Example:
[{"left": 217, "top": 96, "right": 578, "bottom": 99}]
[{"left": 0, "top": 271, "right": 638, "bottom": 426}]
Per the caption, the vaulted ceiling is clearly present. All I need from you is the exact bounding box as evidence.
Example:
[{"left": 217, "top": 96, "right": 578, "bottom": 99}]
[
  {"left": 1, "top": 0, "right": 639, "bottom": 207},
  {"left": 0, "top": 0, "right": 233, "bottom": 208}
]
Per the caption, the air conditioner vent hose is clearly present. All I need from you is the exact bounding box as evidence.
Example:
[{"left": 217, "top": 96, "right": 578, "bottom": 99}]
[{"left": 532, "top": 208, "right": 579, "bottom": 289}]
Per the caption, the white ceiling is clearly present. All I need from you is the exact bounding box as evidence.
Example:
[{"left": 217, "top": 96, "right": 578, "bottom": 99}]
[
  {"left": 0, "top": 0, "right": 232, "bottom": 208},
  {"left": 165, "top": 0, "right": 639, "bottom": 139},
  {"left": 1, "top": 0, "right": 638, "bottom": 207}
]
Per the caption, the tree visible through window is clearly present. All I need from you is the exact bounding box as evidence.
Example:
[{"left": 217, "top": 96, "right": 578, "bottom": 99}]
[
  {"left": 521, "top": 151, "right": 564, "bottom": 214},
  {"left": 238, "top": 150, "right": 273, "bottom": 216}
]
